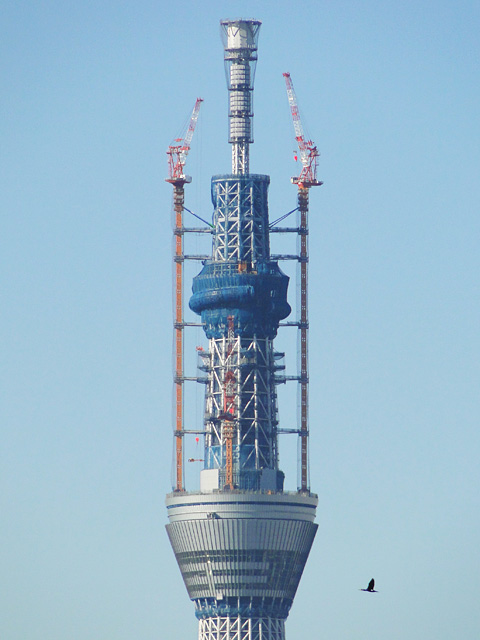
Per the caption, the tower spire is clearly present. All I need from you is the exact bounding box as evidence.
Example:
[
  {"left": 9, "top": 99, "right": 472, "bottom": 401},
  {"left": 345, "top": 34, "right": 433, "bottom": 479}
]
[{"left": 220, "top": 19, "right": 261, "bottom": 174}]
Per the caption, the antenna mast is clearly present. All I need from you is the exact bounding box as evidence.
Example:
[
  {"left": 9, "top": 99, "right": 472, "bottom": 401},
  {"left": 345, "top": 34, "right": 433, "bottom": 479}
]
[{"left": 221, "top": 19, "right": 261, "bottom": 174}]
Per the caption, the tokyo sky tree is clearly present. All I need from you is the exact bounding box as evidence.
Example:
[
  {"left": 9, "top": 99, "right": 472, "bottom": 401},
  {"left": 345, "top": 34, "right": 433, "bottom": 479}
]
[{"left": 166, "top": 19, "right": 319, "bottom": 640}]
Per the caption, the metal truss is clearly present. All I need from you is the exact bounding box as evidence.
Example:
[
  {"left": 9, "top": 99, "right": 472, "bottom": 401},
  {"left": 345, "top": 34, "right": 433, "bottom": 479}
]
[
  {"left": 199, "top": 616, "right": 285, "bottom": 640},
  {"left": 212, "top": 177, "right": 269, "bottom": 264},
  {"left": 232, "top": 143, "right": 249, "bottom": 176},
  {"left": 199, "top": 333, "right": 279, "bottom": 479}
]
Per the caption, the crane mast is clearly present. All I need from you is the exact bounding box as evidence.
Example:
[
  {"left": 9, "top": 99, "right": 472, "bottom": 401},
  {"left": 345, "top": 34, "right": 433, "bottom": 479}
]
[
  {"left": 166, "top": 97, "right": 203, "bottom": 492},
  {"left": 283, "top": 72, "right": 322, "bottom": 492}
]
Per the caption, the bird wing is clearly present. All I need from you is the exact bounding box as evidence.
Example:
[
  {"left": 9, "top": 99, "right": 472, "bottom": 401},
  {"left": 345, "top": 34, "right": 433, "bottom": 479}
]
[{"left": 368, "top": 578, "right": 375, "bottom": 591}]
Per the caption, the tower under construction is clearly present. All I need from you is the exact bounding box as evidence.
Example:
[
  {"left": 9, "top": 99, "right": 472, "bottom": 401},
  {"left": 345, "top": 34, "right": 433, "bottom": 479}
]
[{"left": 166, "top": 19, "right": 320, "bottom": 640}]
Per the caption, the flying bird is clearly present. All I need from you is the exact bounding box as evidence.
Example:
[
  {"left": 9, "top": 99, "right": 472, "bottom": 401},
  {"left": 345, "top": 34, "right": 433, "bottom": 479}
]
[{"left": 360, "top": 578, "right": 378, "bottom": 592}]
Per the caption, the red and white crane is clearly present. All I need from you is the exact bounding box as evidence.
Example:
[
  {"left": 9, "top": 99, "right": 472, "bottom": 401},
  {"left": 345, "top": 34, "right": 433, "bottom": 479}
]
[
  {"left": 166, "top": 97, "right": 203, "bottom": 184},
  {"left": 166, "top": 97, "right": 203, "bottom": 492},
  {"left": 283, "top": 72, "right": 321, "bottom": 189}
]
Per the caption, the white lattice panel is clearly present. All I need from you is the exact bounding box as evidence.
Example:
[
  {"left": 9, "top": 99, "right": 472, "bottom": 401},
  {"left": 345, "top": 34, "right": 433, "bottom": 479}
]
[{"left": 199, "top": 616, "right": 285, "bottom": 640}]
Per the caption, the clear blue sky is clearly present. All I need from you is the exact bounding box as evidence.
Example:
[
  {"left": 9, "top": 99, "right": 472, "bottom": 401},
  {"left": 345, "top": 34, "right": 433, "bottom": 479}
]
[{"left": 1, "top": 1, "right": 479, "bottom": 638}]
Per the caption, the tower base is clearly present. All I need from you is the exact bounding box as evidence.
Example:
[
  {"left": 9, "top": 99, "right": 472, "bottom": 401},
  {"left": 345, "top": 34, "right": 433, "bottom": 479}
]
[{"left": 199, "top": 616, "right": 285, "bottom": 640}]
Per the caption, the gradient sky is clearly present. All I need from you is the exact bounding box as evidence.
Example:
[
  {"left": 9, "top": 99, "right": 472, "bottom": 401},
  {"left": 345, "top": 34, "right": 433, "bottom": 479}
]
[{"left": 2, "top": 1, "right": 479, "bottom": 639}]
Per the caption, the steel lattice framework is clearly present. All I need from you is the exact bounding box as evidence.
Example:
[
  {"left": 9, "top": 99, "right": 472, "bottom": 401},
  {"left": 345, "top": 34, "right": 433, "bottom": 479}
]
[
  {"left": 199, "top": 334, "right": 281, "bottom": 488},
  {"left": 190, "top": 170, "right": 290, "bottom": 492},
  {"left": 199, "top": 616, "right": 285, "bottom": 640},
  {"left": 212, "top": 176, "right": 270, "bottom": 263}
]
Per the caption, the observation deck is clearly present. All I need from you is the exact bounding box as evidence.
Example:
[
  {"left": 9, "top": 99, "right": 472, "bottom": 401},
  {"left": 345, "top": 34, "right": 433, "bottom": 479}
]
[{"left": 166, "top": 490, "right": 318, "bottom": 621}]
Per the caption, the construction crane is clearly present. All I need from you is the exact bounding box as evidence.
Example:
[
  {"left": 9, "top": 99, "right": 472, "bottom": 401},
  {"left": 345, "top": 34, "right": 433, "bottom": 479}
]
[
  {"left": 166, "top": 98, "right": 203, "bottom": 185},
  {"left": 283, "top": 72, "right": 322, "bottom": 493},
  {"left": 283, "top": 73, "right": 321, "bottom": 189},
  {"left": 166, "top": 98, "right": 203, "bottom": 492}
]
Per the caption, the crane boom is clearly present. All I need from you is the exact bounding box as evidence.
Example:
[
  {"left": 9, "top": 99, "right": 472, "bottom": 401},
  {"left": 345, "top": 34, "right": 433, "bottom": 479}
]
[
  {"left": 166, "top": 98, "right": 203, "bottom": 183},
  {"left": 283, "top": 73, "right": 321, "bottom": 188}
]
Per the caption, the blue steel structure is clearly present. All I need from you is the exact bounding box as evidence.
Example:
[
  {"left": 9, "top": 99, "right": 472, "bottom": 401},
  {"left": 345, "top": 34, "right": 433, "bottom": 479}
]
[{"left": 166, "top": 19, "right": 318, "bottom": 640}]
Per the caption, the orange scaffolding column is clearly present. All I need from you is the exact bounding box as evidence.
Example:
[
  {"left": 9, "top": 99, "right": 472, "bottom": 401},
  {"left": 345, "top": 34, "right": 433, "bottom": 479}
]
[
  {"left": 223, "top": 316, "right": 236, "bottom": 490},
  {"left": 173, "top": 184, "right": 184, "bottom": 492}
]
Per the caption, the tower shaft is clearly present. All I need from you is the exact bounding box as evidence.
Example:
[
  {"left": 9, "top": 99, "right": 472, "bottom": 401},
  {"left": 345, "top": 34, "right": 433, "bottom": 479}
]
[{"left": 190, "top": 172, "right": 290, "bottom": 492}]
